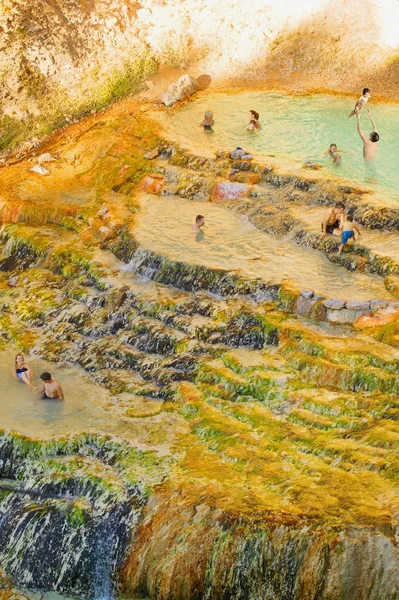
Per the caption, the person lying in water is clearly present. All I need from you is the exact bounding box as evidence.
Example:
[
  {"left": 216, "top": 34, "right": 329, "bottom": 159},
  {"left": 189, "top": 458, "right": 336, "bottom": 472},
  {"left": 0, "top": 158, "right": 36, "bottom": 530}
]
[
  {"left": 321, "top": 202, "right": 345, "bottom": 238},
  {"left": 13, "top": 353, "right": 35, "bottom": 390},
  {"left": 200, "top": 111, "right": 214, "bottom": 130},
  {"left": 356, "top": 109, "right": 379, "bottom": 160},
  {"left": 192, "top": 214, "right": 205, "bottom": 234},
  {"left": 40, "top": 372, "right": 64, "bottom": 400},
  {"left": 338, "top": 215, "right": 361, "bottom": 255}
]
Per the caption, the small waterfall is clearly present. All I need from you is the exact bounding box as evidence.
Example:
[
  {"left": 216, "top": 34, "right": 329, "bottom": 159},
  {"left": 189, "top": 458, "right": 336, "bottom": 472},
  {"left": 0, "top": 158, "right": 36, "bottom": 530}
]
[{"left": 0, "top": 435, "right": 144, "bottom": 600}]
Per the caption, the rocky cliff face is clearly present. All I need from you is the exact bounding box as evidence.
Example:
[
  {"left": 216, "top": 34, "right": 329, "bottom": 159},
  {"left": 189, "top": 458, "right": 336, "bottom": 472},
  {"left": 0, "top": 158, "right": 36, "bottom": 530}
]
[{"left": 1, "top": 0, "right": 399, "bottom": 149}]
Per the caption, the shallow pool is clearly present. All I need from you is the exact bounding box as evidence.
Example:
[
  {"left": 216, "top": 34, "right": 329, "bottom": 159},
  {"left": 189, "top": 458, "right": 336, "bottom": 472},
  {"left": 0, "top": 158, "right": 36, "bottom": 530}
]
[
  {"left": 157, "top": 91, "right": 399, "bottom": 203},
  {"left": 134, "top": 194, "right": 393, "bottom": 301}
]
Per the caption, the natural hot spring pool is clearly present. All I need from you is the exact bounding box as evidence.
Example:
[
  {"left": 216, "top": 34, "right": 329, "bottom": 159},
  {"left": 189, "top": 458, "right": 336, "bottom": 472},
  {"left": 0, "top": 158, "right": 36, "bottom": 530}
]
[
  {"left": 133, "top": 194, "right": 393, "bottom": 302},
  {"left": 156, "top": 91, "right": 399, "bottom": 203}
]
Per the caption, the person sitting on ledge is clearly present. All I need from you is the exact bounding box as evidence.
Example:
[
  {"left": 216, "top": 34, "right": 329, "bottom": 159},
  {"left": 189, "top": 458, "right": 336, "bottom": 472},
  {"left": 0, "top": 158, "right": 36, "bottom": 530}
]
[
  {"left": 321, "top": 202, "right": 345, "bottom": 238},
  {"left": 338, "top": 215, "right": 361, "bottom": 255},
  {"left": 40, "top": 372, "right": 64, "bottom": 400}
]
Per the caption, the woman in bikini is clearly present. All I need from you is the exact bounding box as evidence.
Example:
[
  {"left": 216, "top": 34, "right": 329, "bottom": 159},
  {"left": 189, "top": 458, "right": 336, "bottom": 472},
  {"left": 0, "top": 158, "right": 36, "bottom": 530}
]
[{"left": 13, "top": 353, "right": 35, "bottom": 390}]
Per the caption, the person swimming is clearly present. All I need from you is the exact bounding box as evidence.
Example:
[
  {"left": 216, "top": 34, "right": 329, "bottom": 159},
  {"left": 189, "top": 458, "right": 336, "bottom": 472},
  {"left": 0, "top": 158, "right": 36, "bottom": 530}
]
[
  {"left": 201, "top": 111, "right": 214, "bottom": 130},
  {"left": 13, "top": 353, "right": 35, "bottom": 390},
  {"left": 356, "top": 109, "right": 379, "bottom": 160}
]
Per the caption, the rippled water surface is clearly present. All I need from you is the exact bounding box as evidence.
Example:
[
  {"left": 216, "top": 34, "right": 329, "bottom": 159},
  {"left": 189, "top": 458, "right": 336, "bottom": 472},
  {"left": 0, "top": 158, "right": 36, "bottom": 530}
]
[
  {"left": 158, "top": 91, "right": 399, "bottom": 202},
  {"left": 134, "top": 194, "right": 393, "bottom": 301}
]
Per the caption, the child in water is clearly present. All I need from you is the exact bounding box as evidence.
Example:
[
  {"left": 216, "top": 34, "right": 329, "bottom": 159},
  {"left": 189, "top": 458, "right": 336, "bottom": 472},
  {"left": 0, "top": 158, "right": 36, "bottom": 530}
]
[
  {"left": 13, "top": 353, "right": 35, "bottom": 390},
  {"left": 247, "top": 110, "right": 261, "bottom": 131},
  {"left": 337, "top": 215, "right": 361, "bottom": 255},
  {"left": 201, "top": 111, "right": 214, "bottom": 131},
  {"left": 40, "top": 372, "right": 65, "bottom": 400},
  {"left": 349, "top": 88, "right": 371, "bottom": 118}
]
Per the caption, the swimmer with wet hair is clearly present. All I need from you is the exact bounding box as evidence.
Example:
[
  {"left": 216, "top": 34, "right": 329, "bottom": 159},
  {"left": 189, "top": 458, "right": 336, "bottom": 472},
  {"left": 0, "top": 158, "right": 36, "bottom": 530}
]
[
  {"left": 201, "top": 111, "right": 214, "bottom": 130},
  {"left": 192, "top": 215, "right": 205, "bottom": 234},
  {"left": 326, "top": 143, "right": 344, "bottom": 156},
  {"left": 248, "top": 110, "right": 261, "bottom": 131},
  {"left": 13, "top": 353, "right": 35, "bottom": 390},
  {"left": 338, "top": 215, "right": 361, "bottom": 255},
  {"left": 40, "top": 372, "right": 64, "bottom": 400}
]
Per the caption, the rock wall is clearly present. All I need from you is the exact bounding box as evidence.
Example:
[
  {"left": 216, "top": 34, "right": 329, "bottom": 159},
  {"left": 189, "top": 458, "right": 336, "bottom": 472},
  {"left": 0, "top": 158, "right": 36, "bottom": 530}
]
[{"left": 1, "top": 0, "right": 399, "bottom": 149}]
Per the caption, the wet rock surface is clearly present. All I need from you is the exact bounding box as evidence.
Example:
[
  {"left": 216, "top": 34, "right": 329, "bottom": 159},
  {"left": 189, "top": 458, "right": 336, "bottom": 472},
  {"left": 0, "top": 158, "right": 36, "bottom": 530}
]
[{"left": 0, "top": 98, "right": 399, "bottom": 600}]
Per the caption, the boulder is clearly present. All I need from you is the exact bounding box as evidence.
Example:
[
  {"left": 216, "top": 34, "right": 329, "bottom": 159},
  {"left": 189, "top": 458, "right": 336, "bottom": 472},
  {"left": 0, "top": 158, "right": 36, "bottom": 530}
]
[
  {"left": 30, "top": 164, "right": 50, "bottom": 176},
  {"left": 37, "top": 153, "right": 56, "bottom": 163},
  {"left": 323, "top": 298, "right": 346, "bottom": 310},
  {"left": 161, "top": 75, "right": 199, "bottom": 108},
  {"left": 211, "top": 181, "right": 250, "bottom": 202},
  {"left": 345, "top": 301, "right": 371, "bottom": 311},
  {"left": 139, "top": 174, "right": 165, "bottom": 194}
]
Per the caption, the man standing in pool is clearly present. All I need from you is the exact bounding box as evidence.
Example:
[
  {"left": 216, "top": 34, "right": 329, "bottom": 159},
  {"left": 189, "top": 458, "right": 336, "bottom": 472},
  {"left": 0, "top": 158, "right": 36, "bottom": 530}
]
[
  {"left": 356, "top": 109, "right": 379, "bottom": 160},
  {"left": 321, "top": 202, "right": 345, "bottom": 238}
]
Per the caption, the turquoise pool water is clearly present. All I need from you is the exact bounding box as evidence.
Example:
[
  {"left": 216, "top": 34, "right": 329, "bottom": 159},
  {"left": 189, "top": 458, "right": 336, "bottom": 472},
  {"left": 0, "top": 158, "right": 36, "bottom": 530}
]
[{"left": 159, "top": 91, "right": 399, "bottom": 203}]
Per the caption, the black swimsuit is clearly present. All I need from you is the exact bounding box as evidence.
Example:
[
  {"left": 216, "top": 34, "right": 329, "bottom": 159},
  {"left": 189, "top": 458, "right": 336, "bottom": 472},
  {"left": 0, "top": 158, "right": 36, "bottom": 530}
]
[{"left": 322, "top": 219, "right": 339, "bottom": 234}]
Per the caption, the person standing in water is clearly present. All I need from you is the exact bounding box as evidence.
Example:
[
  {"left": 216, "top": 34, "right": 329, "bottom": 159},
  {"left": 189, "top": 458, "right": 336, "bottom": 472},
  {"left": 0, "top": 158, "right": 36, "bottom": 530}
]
[
  {"left": 321, "top": 202, "right": 345, "bottom": 238},
  {"left": 192, "top": 215, "right": 205, "bottom": 233},
  {"left": 247, "top": 110, "right": 261, "bottom": 131},
  {"left": 12, "top": 354, "right": 35, "bottom": 390},
  {"left": 356, "top": 109, "right": 379, "bottom": 160},
  {"left": 200, "top": 111, "right": 214, "bottom": 131}
]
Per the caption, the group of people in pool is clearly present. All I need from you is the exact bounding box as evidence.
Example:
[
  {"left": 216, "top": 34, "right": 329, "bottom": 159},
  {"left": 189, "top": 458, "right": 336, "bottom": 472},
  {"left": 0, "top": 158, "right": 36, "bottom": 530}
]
[
  {"left": 201, "top": 88, "right": 380, "bottom": 162},
  {"left": 201, "top": 109, "right": 261, "bottom": 132},
  {"left": 195, "top": 87, "right": 380, "bottom": 253},
  {"left": 13, "top": 353, "right": 64, "bottom": 399}
]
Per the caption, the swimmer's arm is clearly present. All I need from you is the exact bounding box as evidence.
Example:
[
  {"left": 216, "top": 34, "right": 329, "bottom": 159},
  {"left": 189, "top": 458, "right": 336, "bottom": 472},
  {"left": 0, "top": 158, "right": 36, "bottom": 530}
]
[
  {"left": 367, "top": 110, "right": 378, "bottom": 133},
  {"left": 356, "top": 113, "right": 368, "bottom": 142}
]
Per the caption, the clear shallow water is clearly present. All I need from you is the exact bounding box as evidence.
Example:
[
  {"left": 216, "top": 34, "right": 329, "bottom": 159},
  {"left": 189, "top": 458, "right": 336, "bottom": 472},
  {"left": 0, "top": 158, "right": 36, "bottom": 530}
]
[
  {"left": 0, "top": 353, "right": 125, "bottom": 438},
  {"left": 134, "top": 194, "right": 393, "bottom": 301},
  {"left": 159, "top": 91, "right": 399, "bottom": 203}
]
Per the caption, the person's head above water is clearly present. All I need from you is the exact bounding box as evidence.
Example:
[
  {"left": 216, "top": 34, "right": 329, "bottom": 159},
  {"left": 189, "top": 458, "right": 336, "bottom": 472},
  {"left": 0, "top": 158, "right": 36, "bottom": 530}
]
[
  {"left": 195, "top": 215, "right": 205, "bottom": 227},
  {"left": 40, "top": 372, "right": 52, "bottom": 381},
  {"left": 330, "top": 143, "right": 337, "bottom": 152},
  {"left": 370, "top": 131, "right": 379, "bottom": 143},
  {"left": 363, "top": 88, "right": 371, "bottom": 97},
  {"left": 204, "top": 110, "right": 213, "bottom": 119},
  {"left": 249, "top": 110, "right": 259, "bottom": 121}
]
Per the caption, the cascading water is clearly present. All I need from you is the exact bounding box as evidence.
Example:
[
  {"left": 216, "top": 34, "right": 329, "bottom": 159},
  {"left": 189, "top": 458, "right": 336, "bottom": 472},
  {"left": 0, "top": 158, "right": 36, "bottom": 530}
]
[{"left": 0, "top": 434, "right": 144, "bottom": 600}]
